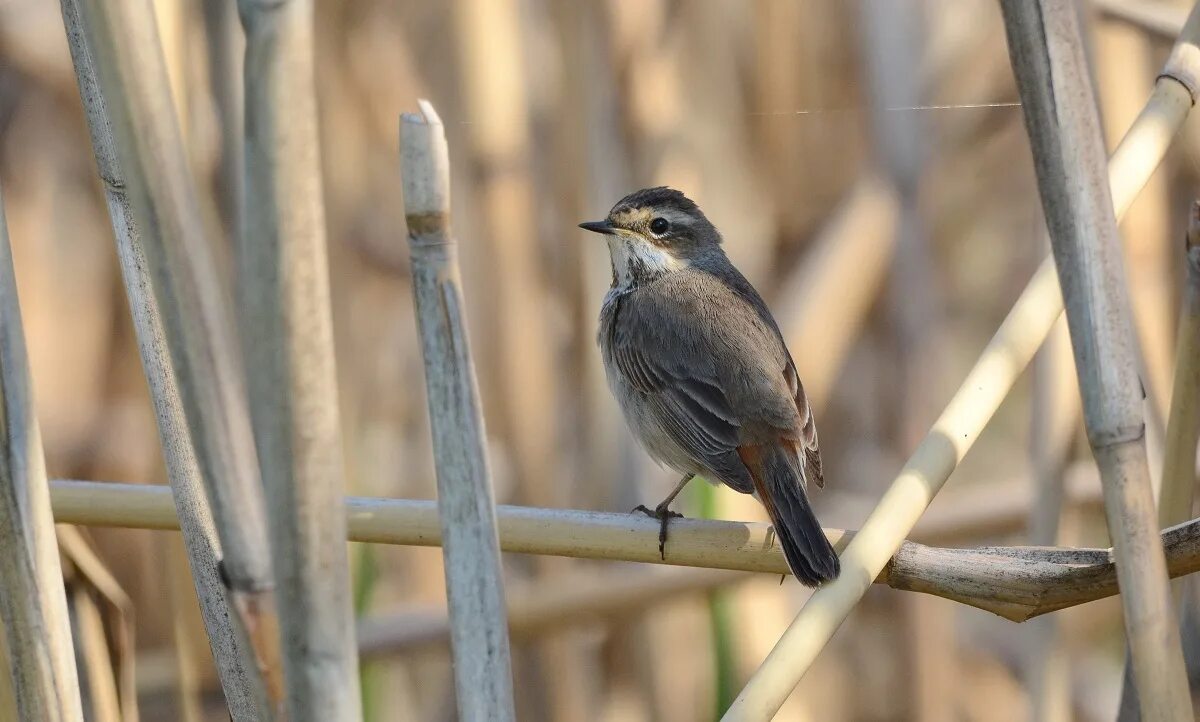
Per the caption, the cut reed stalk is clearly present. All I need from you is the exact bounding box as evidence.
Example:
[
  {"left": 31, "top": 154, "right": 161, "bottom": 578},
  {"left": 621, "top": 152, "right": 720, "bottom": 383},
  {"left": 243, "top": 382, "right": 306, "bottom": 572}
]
[
  {"left": 400, "top": 101, "right": 516, "bottom": 722},
  {"left": 47, "top": 477, "right": 1085, "bottom": 559},
  {"left": 57, "top": 1, "right": 277, "bottom": 716},
  {"left": 0, "top": 183, "right": 82, "bottom": 721},
  {"left": 721, "top": 3, "right": 1200, "bottom": 717},
  {"left": 236, "top": 0, "right": 361, "bottom": 719},
  {"left": 1001, "top": 3, "right": 1191, "bottom": 717},
  {"left": 46, "top": 478, "right": 1200, "bottom": 624}
]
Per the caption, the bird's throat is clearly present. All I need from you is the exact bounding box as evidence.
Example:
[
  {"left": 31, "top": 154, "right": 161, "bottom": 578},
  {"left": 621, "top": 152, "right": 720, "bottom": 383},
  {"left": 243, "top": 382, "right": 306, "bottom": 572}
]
[{"left": 607, "top": 236, "right": 681, "bottom": 291}]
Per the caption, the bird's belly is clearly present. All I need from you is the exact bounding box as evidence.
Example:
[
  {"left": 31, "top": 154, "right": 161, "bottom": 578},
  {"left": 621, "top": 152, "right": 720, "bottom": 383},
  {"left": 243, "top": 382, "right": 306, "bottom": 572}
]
[{"left": 604, "top": 368, "right": 703, "bottom": 476}]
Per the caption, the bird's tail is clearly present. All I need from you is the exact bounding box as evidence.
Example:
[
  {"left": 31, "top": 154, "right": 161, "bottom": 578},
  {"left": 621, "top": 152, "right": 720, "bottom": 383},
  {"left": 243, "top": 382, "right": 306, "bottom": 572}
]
[{"left": 739, "top": 444, "right": 840, "bottom": 587}]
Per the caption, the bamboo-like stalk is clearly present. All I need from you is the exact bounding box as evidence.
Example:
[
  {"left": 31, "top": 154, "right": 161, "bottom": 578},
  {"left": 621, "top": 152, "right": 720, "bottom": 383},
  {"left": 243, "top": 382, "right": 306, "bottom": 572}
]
[
  {"left": 358, "top": 568, "right": 751, "bottom": 657},
  {"left": 400, "top": 101, "right": 516, "bottom": 722},
  {"left": 1115, "top": 199, "right": 1200, "bottom": 722},
  {"left": 1158, "top": 201, "right": 1200, "bottom": 530},
  {"left": 48, "top": 473, "right": 1104, "bottom": 553},
  {"left": 1001, "top": 3, "right": 1191, "bottom": 718},
  {"left": 236, "top": 0, "right": 361, "bottom": 719},
  {"left": 57, "top": 1, "right": 278, "bottom": 717},
  {"left": 0, "top": 183, "right": 82, "bottom": 721},
  {"left": 721, "top": 4, "right": 1200, "bottom": 717},
  {"left": 48, "top": 477, "right": 1200, "bottom": 624},
  {"left": 723, "top": 247, "right": 1063, "bottom": 721}
]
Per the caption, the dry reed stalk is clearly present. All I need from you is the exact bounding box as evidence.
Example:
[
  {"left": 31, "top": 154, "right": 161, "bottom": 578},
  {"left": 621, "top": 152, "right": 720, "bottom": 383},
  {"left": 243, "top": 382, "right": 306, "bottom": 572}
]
[
  {"left": 357, "top": 568, "right": 750, "bottom": 657},
  {"left": 69, "top": 590, "right": 119, "bottom": 722},
  {"left": 48, "top": 477, "right": 1200, "bottom": 624},
  {"left": 722, "top": 3, "right": 1200, "bottom": 715},
  {"left": 236, "top": 0, "right": 361, "bottom": 718},
  {"left": 1022, "top": 319, "right": 1079, "bottom": 722},
  {"left": 1115, "top": 200, "right": 1200, "bottom": 722},
  {"left": 47, "top": 474, "right": 1102, "bottom": 558},
  {"left": 1158, "top": 201, "right": 1200, "bottom": 531},
  {"left": 1095, "top": 14, "right": 1175, "bottom": 441},
  {"left": 451, "top": 2, "right": 585, "bottom": 715},
  {"left": 56, "top": 527, "right": 137, "bottom": 722},
  {"left": 1002, "top": 3, "right": 1191, "bottom": 717},
  {"left": 723, "top": 242, "right": 1062, "bottom": 720},
  {"left": 0, "top": 185, "right": 82, "bottom": 722},
  {"left": 58, "top": 1, "right": 281, "bottom": 716},
  {"left": 400, "top": 101, "right": 516, "bottom": 722}
]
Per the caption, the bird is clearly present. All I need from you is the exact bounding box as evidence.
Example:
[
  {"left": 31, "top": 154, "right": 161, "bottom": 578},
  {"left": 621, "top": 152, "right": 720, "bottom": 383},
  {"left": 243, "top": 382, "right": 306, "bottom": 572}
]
[{"left": 579, "top": 187, "right": 840, "bottom": 586}]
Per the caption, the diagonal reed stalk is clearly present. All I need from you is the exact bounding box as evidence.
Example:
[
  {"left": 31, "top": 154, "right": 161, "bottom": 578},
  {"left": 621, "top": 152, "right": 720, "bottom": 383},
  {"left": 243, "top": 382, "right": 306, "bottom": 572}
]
[
  {"left": 0, "top": 184, "right": 83, "bottom": 722},
  {"left": 721, "top": 3, "right": 1200, "bottom": 718},
  {"left": 1001, "top": 4, "right": 1191, "bottom": 717},
  {"left": 400, "top": 100, "right": 516, "bottom": 722},
  {"left": 57, "top": 1, "right": 276, "bottom": 717},
  {"left": 235, "top": 0, "right": 362, "bottom": 719},
  {"left": 63, "top": 0, "right": 286, "bottom": 715}
]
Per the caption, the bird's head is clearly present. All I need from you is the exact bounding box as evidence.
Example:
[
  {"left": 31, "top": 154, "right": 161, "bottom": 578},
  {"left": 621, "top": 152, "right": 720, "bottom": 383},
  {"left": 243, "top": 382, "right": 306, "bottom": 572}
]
[{"left": 579, "top": 187, "right": 722, "bottom": 288}]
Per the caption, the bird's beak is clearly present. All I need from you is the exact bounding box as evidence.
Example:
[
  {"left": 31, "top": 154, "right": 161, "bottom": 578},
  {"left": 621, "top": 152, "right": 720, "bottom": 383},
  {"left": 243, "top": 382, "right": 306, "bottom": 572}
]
[{"left": 578, "top": 220, "right": 616, "bottom": 236}]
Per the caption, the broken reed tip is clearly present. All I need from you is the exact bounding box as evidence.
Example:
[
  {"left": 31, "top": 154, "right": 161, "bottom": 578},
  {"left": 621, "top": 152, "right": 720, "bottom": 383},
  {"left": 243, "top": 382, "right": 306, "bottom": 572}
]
[{"left": 401, "top": 99, "right": 443, "bottom": 128}]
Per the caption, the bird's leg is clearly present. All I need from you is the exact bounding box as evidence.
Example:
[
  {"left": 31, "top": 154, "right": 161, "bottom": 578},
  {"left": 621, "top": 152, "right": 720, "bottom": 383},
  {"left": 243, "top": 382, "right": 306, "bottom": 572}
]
[{"left": 633, "top": 473, "right": 694, "bottom": 559}]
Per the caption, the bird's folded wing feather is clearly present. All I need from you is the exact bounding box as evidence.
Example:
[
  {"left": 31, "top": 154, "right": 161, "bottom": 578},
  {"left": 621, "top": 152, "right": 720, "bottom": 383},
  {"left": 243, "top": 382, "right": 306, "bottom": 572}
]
[{"left": 611, "top": 336, "right": 741, "bottom": 458}]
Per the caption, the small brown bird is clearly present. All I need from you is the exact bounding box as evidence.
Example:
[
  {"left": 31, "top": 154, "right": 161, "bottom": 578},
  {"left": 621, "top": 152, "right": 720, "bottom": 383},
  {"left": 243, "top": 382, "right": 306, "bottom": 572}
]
[{"left": 580, "top": 187, "right": 840, "bottom": 586}]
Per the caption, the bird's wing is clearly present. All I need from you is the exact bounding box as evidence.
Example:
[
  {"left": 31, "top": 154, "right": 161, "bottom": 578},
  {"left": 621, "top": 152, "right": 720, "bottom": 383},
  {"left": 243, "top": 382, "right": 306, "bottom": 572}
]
[
  {"left": 611, "top": 330, "right": 741, "bottom": 456},
  {"left": 606, "top": 296, "right": 752, "bottom": 489}
]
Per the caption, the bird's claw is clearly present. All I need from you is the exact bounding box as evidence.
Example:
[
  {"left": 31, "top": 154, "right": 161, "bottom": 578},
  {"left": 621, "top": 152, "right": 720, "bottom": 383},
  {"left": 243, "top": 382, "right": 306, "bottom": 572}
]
[{"left": 631, "top": 504, "right": 684, "bottom": 560}]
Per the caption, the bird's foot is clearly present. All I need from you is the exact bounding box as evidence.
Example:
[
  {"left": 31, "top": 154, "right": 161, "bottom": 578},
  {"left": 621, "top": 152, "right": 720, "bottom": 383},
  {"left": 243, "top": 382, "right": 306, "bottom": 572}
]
[{"left": 632, "top": 504, "right": 684, "bottom": 559}]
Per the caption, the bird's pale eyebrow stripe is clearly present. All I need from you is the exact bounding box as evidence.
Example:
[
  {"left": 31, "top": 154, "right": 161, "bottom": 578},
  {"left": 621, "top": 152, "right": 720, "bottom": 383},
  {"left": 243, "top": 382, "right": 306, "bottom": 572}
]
[{"left": 611, "top": 208, "right": 651, "bottom": 227}]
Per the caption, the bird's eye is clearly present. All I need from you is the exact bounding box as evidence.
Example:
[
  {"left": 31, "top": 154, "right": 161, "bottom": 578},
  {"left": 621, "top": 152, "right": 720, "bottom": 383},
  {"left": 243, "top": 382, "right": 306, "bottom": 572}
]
[{"left": 649, "top": 218, "right": 670, "bottom": 235}]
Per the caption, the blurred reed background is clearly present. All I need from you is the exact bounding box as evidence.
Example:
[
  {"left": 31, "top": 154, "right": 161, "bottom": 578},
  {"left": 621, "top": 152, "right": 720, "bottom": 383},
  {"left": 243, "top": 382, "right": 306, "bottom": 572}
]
[{"left": 0, "top": 0, "right": 1197, "bottom": 720}]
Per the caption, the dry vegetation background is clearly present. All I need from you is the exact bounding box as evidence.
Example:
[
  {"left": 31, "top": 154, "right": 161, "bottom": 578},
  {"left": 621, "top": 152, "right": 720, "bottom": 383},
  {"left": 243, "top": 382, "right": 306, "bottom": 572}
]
[{"left": 0, "top": 0, "right": 1197, "bottom": 720}]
